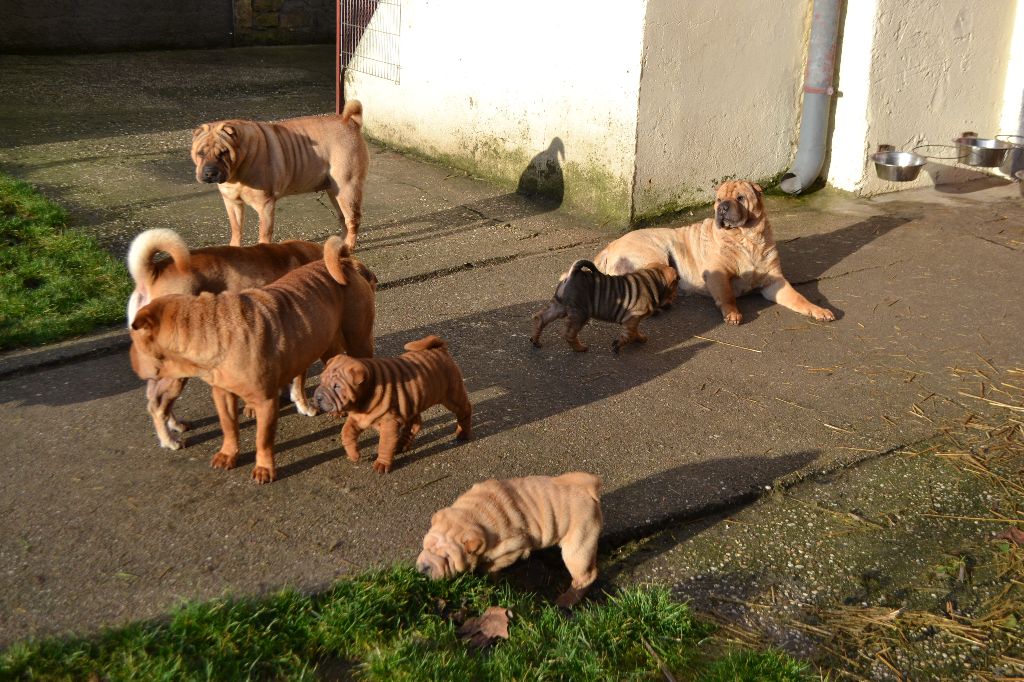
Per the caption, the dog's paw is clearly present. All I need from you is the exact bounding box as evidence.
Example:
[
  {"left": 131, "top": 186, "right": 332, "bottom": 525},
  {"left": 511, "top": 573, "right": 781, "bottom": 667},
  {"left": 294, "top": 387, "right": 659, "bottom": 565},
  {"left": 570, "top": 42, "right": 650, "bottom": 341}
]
[
  {"left": 159, "top": 434, "right": 184, "bottom": 451},
  {"left": 251, "top": 466, "right": 276, "bottom": 484},
  {"left": 724, "top": 311, "right": 743, "bottom": 325},
  {"left": 210, "top": 452, "right": 238, "bottom": 470},
  {"left": 295, "top": 403, "right": 319, "bottom": 417},
  {"left": 810, "top": 306, "right": 835, "bottom": 322},
  {"left": 242, "top": 404, "right": 256, "bottom": 419},
  {"left": 455, "top": 425, "right": 472, "bottom": 441},
  {"left": 372, "top": 460, "right": 392, "bottom": 474},
  {"left": 530, "top": 336, "right": 542, "bottom": 348}
]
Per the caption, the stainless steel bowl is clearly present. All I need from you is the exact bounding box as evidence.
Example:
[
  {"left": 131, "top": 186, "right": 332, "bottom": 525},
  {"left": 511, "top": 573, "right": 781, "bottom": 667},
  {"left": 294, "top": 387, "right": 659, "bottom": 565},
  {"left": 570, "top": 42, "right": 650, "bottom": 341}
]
[
  {"left": 871, "top": 150, "right": 926, "bottom": 181},
  {"left": 954, "top": 137, "right": 1015, "bottom": 167}
]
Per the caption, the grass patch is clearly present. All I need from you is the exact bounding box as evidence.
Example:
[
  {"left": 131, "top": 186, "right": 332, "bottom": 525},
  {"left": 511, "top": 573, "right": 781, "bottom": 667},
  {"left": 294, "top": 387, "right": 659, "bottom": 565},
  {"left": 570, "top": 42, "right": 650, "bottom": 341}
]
[
  {"left": 0, "top": 173, "right": 131, "bottom": 350},
  {"left": 0, "top": 567, "right": 809, "bottom": 681}
]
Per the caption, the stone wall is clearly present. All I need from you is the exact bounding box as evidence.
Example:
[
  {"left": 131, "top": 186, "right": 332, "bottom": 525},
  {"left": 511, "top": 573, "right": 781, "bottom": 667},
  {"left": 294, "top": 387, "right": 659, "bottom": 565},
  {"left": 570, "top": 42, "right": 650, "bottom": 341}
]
[
  {"left": 233, "top": 0, "right": 334, "bottom": 46},
  {"left": 0, "top": 0, "right": 334, "bottom": 53}
]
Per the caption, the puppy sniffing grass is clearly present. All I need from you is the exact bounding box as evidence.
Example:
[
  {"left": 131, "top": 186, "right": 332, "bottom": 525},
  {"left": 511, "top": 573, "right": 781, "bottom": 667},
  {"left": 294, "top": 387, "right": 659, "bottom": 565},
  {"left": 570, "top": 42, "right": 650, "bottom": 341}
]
[
  {"left": 417, "top": 473, "right": 603, "bottom": 608},
  {"left": 531, "top": 260, "right": 678, "bottom": 353}
]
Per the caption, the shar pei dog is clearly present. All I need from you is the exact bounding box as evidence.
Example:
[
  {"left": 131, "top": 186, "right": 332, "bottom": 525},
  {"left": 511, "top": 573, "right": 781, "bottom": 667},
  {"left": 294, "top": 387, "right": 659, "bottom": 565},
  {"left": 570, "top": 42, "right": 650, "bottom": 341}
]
[
  {"left": 595, "top": 180, "right": 834, "bottom": 325},
  {"left": 417, "top": 472, "right": 603, "bottom": 607},
  {"left": 130, "top": 236, "right": 376, "bottom": 483},
  {"left": 191, "top": 100, "right": 369, "bottom": 249},
  {"left": 126, "top": 228, "right": 323, "bottom": 450},
  {"left": 313, "top": 335, "right": 472, "bottom": 474}
]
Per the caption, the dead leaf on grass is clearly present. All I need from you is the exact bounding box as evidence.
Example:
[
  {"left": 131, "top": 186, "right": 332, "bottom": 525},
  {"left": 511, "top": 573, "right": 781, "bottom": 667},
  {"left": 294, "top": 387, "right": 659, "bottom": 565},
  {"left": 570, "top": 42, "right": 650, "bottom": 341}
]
[
  {"left": 994, "top": 527, "right": 1024, "bottom": 545},
  {"left": 457, "top": 606, "right": 512, "bottom": 649}
]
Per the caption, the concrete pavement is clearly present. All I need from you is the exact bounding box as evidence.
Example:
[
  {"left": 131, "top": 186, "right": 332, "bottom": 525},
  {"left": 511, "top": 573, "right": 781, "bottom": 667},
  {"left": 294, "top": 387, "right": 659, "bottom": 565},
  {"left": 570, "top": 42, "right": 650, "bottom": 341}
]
[{"left": 1, "top": 46, "right": 1023, "bottom": 644}]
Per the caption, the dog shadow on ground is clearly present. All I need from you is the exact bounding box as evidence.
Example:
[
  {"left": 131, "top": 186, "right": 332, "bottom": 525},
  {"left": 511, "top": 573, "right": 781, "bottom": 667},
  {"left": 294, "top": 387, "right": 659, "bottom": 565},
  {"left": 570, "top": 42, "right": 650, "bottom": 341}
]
[
  {"left": 348, "top": 138, "right": 565, "bottom": 257},
  {"left": 484, "top": 451, "right": 819, "bottom": 604}
]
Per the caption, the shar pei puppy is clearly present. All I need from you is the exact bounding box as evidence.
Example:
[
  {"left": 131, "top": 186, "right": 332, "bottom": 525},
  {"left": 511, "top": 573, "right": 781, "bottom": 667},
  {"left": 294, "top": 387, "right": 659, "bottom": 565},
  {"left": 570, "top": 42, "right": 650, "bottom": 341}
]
[
  {"left": 191, "top": 100, "right": 369, "bottom": 249},
  {"left": 126, "top": 228, "right": 323, "bottom": 450},
  {"left": 130, "top": 236, "right": 376, "bottom": 483},
  {"left": 313, "top": 335, "right": 472, "bottom": 474},
  {"left": 417, "top": 472, "right": 603, "bottom": 608},
  {"left": 594, "top": 180, "right": 835, "bottom": 325}
]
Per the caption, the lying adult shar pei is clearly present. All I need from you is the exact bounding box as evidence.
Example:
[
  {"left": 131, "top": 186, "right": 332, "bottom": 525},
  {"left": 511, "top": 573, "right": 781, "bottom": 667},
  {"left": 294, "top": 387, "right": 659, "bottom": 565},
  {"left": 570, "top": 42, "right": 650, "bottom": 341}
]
[
  {"left": 130, "top": 237, "right": 376, "bottom": 483},
  {"left": 191, "top": 100, "right": 369, "bottom": 249},
  {"left": 595, "top": 180, "right": 834, "bottom": 325}
]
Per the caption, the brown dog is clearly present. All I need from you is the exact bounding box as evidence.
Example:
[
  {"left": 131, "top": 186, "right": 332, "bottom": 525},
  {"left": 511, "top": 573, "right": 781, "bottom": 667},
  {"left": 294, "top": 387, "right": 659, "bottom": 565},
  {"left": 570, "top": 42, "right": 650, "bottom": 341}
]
[
  {"left": 191, "top": 100, "right": 369, "bottom": 249},
  {"left": 531, "top": 259, "right": 678, "bottom": 353},
  {"left": 130, "top": 236, "right": 376, "bottom": 483},
  {"left": 595, "top": 180, "right": 834, "bottom": 325},
  {"left": 416, "top": 473, "right": 603, "bottom": 607},
  {"left": 127, "top": 228, "right": 324, "bottom": 450},
  {"left": 313, "top": 335, "right": 472, "bottom": 474}
]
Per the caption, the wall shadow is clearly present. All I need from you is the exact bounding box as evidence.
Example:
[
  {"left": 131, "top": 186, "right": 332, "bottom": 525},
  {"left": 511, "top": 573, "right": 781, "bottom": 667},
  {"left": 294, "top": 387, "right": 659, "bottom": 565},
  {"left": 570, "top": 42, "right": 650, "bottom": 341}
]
[
  {"left": 340, "top": 139, "right": 565, "bottom": 256},
  {"left": 923, "top": 163, "right": 1013, "bottom": 194}
]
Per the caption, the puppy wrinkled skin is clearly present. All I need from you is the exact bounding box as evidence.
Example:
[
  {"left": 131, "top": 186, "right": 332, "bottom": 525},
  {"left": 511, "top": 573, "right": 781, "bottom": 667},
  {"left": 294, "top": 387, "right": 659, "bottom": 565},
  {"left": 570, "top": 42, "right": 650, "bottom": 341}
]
[
  {"left": 417, "top": 472, "right": 603, "bottom": 608},
  {"left": 594, "top": 180, "right": 835, "bottom": 325},
  {"left": 313, "top": 335, "right": 472, "bottom": 473},
  {"left": 126, "top": 228, "right": 323, "bottom": 450},
  {"left": 191, "top": 100, "right": 369, "bottom": 249},
  {"left": 129, "top": 237, "right": 376, "bottom": 484},
  {"left": 531, "top": 259, "right": 678, "bottom": 353}
]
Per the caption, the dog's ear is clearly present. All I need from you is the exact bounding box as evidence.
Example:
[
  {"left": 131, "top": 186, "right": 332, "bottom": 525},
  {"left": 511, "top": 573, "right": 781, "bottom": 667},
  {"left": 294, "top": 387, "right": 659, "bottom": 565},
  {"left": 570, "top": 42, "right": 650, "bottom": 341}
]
[
  {"left": 751, "top": 182, "right": 764, "bottom": 196},
  {"left": 130, "top": 306, "right": 158, "bottom": 335},
  {"left": 343, "top": 362, "right": 367, "bottom": 388},
  {"left": 659, "top": 264, "right": 679, "bottom": 286},
  {"left": 222, "top": 124, "right": 235, "bottom": 138},
  {"left": 460, "top": 529, "right": 485, "bottom": 555}
]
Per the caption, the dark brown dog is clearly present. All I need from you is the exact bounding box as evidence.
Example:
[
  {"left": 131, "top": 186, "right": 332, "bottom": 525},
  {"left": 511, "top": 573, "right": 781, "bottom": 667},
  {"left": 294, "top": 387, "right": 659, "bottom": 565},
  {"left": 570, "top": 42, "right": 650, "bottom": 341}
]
[
  {"left": 127, "top": 228, "right": 324, "bottom": 450},
  {"left": 191, "top": 100, "right": 369, "bottom": 249},
  {"left": 130, "top": 237, "right": 376, "bottom": 483},
  {"left": 531, "top": 259, "right": 678, "bottom": 353},
  {"left": 594, "top": 180, "right": 835, "bottom": 325},
  {"left": 313, "top": 335, "right": 472, "bottom": 474}
]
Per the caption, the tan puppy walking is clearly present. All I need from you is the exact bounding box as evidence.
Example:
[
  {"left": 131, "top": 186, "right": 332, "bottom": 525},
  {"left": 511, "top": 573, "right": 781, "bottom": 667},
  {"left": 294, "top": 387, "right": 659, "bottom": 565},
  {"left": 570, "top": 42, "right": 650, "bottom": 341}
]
[
  {"left": 417, "top": 473, "right": 603, "bottom": 607},
  {"left": 129, "top": 237, "right": 376, "bottom": 483},
  {"left": 126, "top": 228, "right": 324, "bottom": 450},
  {"left": 313, "top": 335, "right": 472, "bottom": 474},
  {"left": 191, "top": 100, "right": 369, "bottom": 249},
  {"left": 595, "top": 180, "right": 834, "bottom": 325}
]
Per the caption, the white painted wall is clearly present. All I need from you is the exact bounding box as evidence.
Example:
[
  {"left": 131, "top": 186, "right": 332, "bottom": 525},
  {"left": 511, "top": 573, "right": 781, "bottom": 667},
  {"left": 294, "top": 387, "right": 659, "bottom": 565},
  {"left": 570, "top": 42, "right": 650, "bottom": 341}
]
[
  {"left": 632, "top": 0, "right": 809, "bottom": 221},
  {"left": 345, "top": 0, "right": 647, "bottom": 223},
  {"left": 828, "top": 0, "right": 1019, "bottom": 194}
]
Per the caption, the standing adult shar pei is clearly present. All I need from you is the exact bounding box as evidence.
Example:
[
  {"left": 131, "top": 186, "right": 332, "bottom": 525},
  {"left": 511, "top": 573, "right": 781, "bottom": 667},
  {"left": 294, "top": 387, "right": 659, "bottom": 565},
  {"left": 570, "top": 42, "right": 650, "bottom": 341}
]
[{"left": 191, "top": 100, "right": 369, "bottom": 249}]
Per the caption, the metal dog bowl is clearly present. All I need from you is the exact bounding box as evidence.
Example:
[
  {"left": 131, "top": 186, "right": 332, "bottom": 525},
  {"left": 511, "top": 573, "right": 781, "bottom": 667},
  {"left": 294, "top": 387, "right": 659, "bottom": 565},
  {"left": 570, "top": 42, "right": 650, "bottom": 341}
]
[
  {"left": 871, "top": 149, "right": 926, "bottom": 182},
  {"left": 954, "top": 136, "right": 1015, "bottom": 167}
]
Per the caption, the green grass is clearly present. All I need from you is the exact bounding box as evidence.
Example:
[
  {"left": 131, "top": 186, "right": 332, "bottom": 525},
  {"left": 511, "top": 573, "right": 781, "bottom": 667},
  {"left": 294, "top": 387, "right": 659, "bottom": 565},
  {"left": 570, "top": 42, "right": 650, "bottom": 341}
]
[
  {"left": 0, "top": 567, "right": 810, "bottom": 681},
  {"left": 0, "top": 173, "right": 132, "bottom": 350}
]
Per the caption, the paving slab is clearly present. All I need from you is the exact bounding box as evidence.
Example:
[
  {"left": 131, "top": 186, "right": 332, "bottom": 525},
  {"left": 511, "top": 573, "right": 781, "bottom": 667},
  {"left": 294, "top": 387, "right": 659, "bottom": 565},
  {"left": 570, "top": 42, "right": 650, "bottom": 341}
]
[{"left": 1, "top": 47, "right": 1023, "bottom": 645}]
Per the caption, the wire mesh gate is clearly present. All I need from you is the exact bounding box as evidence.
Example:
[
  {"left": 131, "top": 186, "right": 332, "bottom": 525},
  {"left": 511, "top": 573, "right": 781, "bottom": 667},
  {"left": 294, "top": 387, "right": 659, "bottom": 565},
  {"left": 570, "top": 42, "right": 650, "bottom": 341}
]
[{"left": 336, "top": 0, "right": 401, "bottom": 112}]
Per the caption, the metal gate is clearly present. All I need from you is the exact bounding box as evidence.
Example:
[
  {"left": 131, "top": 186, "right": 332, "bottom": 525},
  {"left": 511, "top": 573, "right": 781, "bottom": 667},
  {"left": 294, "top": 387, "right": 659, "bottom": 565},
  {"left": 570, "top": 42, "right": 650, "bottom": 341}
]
[{"left": 336, "top": 0, "right": 401, "bottom": 112}]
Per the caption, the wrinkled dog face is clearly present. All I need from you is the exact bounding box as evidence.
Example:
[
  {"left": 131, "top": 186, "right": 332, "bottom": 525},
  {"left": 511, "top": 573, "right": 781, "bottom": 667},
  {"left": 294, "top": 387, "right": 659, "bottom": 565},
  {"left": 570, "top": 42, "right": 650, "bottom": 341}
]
[
  {"left": 416, "top": 527, "right": 483, "bottom": 579},
  {"left": 714, "top": 180, "right": 764, "bottom": 229},
  {"left": 191, "top": 123, "right": 238, "bottom": 184},
  {"left": 312, "top": 357, "right": 365, "bottom": 415}
]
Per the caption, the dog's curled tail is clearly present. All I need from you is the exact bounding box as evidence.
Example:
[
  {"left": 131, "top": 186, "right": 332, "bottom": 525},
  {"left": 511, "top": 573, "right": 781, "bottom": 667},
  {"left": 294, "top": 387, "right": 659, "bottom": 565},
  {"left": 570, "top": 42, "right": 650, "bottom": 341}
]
[
  {"left": 324, "top": 235, "right": 353, "bottom": 285},
  {"left": 555, "top": 472, "right": 602, "bottom": 501},
  {"left": 341, "top": 99, "right": 363, "bottom": 128},
  {"left": 404, "top": 335, "right": 448, "bottom": 353},
  {"left": 127, "top": 228, "right": 191, "bottom": 284}
]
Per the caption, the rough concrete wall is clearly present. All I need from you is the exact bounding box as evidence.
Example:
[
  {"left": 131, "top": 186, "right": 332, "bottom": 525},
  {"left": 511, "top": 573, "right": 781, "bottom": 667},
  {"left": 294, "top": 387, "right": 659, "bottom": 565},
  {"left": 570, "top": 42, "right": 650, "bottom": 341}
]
[
  {"left": 233, "top": 0, "right": 335, "bottom": 46},
  {"left": 631, "top": 0, "right": 809, "bottom": 221},
  {"left": 345, "top": 0, "right": 646, "bottom": 226},
  {"left": 0, "top": 0, "right": 234, "bottom": 52},
  {"left": 829, "top": 0, "right": 1018, "bottom": 194}
]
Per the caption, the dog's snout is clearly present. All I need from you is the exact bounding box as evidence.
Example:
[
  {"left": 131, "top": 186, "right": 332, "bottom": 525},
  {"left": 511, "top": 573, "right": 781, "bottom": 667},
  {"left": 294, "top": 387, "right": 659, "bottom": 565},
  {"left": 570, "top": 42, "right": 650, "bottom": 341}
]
[
  {"left": 201, "top": 165, "right": 221, "bottom": 182},
  {"left": 717, "top": 200, "right": 731, "bottom": 213},
  {"left": 417, "top": 562, "right": 432, "bottom": 576}
]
